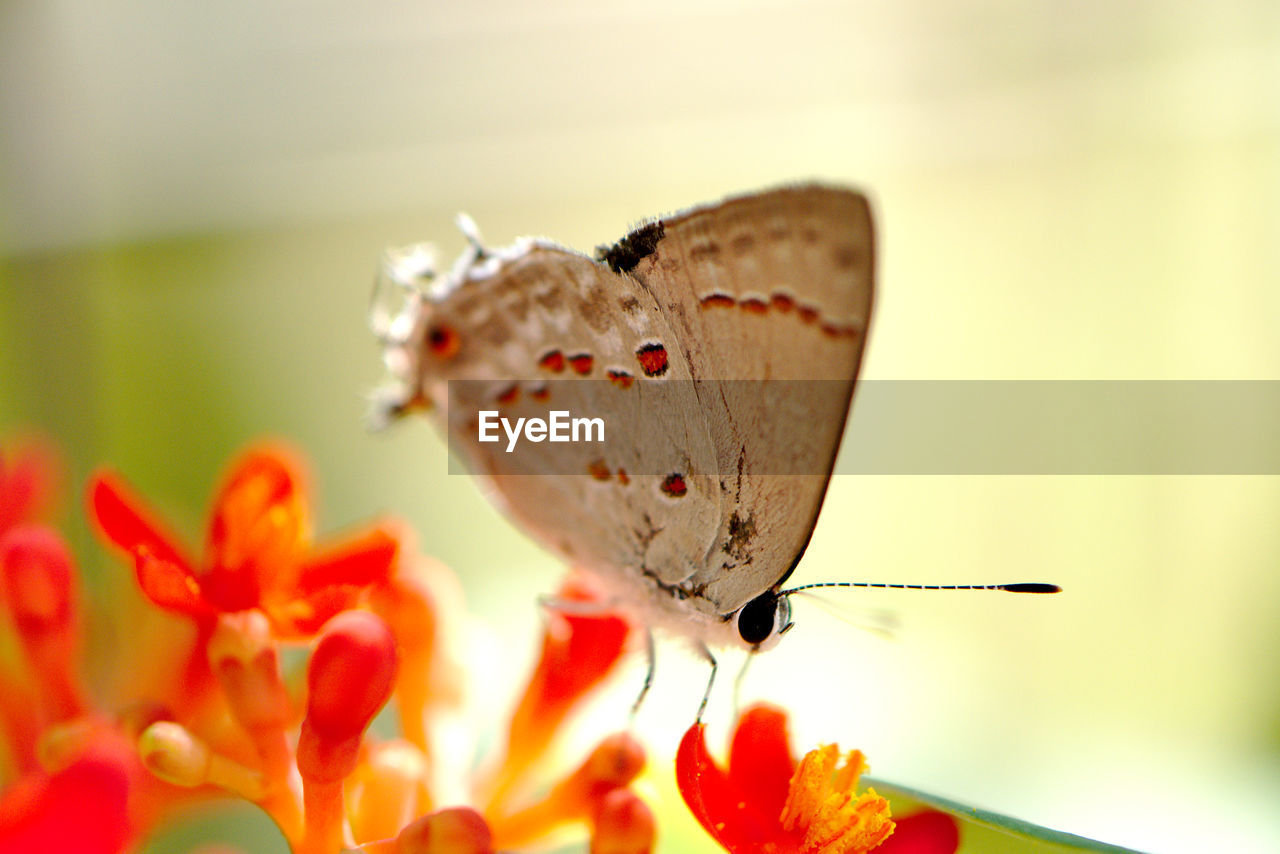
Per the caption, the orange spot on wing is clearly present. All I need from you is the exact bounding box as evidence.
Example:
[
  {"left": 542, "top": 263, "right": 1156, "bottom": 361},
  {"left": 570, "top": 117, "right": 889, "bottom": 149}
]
[
  {"left": 496, "top": 385, "right": 519, "bottom": 405},
  {"left": 740, "top": 298, "right": 768, "bottom": 315},
  {"left": 700, "top": 293, "right": 736, "bottom": 309},
  {"left": 607, "top": 370, "right": 635, "bottom": 389},
  {"left": 770, "top": 292, "right": 795, "bottom": 312},
  {"left": 660, "top": 474, "right": 687, "bottom": 497},
  {"left": 616, "top": 469, "right": 630, "bottom": 485},
  {"left": 538, "top": 350, "right": 565, "bottom": 373},
  {"left": 820, "top": 322, "right": 858, "bottom": 339},
  {"left": 636, "top": 344, "right": 669, "bottom": 377},
  {"left": 587, "top": 460, "right": 612, "bottom": 481},
  {"left": 530, "top": 384, "right": 550, "bottom": 402},
  {"left": 797, "top": 305, "right": 820, "bottom": 325},
  {"left": 569, "top": 354, "right": 594, "bottom": 376},
  {"left": 427, "top": 325, "right": 461, "bottom": 359}
]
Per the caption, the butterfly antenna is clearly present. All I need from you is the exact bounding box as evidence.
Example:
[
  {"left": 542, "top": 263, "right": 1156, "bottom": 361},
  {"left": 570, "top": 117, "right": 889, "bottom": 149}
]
[{"left": 782, "top": 581, "right": 1062, "bottom": 595}]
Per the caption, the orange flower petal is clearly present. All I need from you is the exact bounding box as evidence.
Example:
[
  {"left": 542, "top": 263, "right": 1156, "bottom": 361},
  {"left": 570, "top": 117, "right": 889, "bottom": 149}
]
[
  {"left": 368, "top": 551, "right": 465, "bottom": 756},
  {"left": 134, "top": 551, "right": 212, "bottom": 616},
  {"left": 499, "top": 577, "right": 631, "bottom": 795},
  {"left": 267, "top": 525, "right": 400, "bottom": 637},
  {"left": 295, "top": 526, "right": 399, "bottom": 596},
  {"left": 728, "top": 703, "right": 797, "bottom": 827},
  {"left": 203, "top": 445, "right": 309, "bottom": 612},
  {"left": 264, "top": 584, "right": 364, "bottom": 638},
  {"left": 488, "top": 733, "right": 645, "bottom": 848},
  {"left": 676, "top": 721, "right": 775, "bottom": 851},
  {"left": 875, "top": 811, "right": 959, "bottom": 854},
  {"left": 346, "top": 740, "right": 431, "bottom": 845},
  {"left": 88, "top": 471, "right": 196, "bottom": 577}
]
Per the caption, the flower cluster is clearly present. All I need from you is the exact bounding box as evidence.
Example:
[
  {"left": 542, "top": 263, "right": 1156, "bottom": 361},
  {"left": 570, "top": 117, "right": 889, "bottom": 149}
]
[
  {"left": 677, "top": 705, "right": 958, "bottom": 854},
  {"left": 0, "top": 437, "right": 959, "bottom": 854}
]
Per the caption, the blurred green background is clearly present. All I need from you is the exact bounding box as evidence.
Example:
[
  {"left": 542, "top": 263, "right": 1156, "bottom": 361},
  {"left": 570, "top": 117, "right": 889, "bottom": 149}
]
[{"left": 2, "top": 2, "right": 1279, "bottom": 852}]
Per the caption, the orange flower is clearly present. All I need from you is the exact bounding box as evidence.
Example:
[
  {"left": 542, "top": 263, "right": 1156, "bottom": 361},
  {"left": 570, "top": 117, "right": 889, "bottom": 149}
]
[
  {"left": 677, "top": 704, "right": 958, "bottom": 854},
  {"left": 331, "top": 573, "right": 646, "bottom": 854},
  {"left": 0, "top": 524, "right": 189, "bottom": 853},
  {"left": 4, "top": 439, "right": 651, "bottom": 854},
  {"left": 0, "top": 735, "right": 133, "bottom": 854},
  {"left": 487, "top": 574, "right": 632, "bottom": 810},
  {"left": 87, "top": 443, "right": 398, "bottom": 637}
]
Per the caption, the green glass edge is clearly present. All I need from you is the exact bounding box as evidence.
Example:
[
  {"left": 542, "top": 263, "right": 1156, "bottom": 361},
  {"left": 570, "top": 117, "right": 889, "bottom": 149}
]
[{"left": 864, "top": 776, "right": 1148, "bottom": 854}]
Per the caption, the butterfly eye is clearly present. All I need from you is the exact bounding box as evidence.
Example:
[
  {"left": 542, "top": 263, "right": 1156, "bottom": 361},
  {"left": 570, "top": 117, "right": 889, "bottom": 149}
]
[
  {"left": 426, "top": 324, "right": 461, "bottom": 360},
  {"left": 734, "top": 589, "right": 792, "bottom": 650}
]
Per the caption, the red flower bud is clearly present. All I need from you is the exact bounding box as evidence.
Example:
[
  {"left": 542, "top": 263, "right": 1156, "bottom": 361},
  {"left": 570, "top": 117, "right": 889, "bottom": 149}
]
[
  {"left": 296, "top": 611, "right": 398, "bottom": 854},
  {"left": 590, "top": 788, "right": 655, "bottom": 854},
  {"left": 0, "top": 525, "right": 87, "bottom": 720},
  {"left": 305, "top": 611, "right": 398, "bottom": 743},
  {"left": 396, "top": 807, "right": 494, "bottom": 854},
  {"left": 1, "top": 525, "right": 75, "bottom": 638}
]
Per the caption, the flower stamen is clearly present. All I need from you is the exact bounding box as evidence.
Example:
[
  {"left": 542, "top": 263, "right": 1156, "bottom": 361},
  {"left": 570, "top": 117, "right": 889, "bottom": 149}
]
[{"left": 780, "top": 745, "right": 893, "bottom": 854}]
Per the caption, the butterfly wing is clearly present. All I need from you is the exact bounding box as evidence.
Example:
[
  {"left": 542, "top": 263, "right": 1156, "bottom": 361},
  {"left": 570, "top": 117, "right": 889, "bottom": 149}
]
[
  {"left": 392, "top": 242, "right": 725, "bottom": 613},
  {"left": 376, "top": 185, "right": 874, "bottom": 639},
  {"left": 617, "top": 185, "right": 875, "bottom": 613}
]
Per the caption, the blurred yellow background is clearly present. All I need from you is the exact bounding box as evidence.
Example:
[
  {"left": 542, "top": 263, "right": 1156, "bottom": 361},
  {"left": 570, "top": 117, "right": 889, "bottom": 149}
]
[{"left": 2, "top": 2, "right": 1278, "bottom": 852}]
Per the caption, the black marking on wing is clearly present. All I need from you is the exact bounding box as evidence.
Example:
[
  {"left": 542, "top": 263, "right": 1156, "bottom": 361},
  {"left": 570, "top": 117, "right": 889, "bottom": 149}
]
[
  {"left": 723, "top": 511, "right": 756, "bottom": 561},
  {"left": 596, "top": 221, "right": 666, "bottom": 274}
]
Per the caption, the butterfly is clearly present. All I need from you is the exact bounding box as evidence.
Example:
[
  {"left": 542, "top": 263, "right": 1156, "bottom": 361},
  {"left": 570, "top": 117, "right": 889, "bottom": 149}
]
[{"left": 370, "top": 184, "right": 1054, "bottom": 669}]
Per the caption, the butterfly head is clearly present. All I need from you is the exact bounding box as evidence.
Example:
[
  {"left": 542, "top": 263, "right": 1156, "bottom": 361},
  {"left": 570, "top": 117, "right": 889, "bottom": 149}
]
[{"left": 733, "top": 588, "right": 794, "bottom": 652}]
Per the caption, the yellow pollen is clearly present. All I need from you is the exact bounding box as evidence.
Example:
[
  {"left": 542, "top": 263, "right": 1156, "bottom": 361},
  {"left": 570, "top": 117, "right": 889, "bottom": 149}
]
[{"left": 779, "top": 744, "right": 894, "bottom": 854}]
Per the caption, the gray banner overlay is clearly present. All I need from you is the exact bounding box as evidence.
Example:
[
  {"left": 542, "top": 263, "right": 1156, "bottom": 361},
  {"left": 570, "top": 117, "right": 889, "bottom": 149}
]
[
  {"left": 443, "top": 381, "right": 1280, "bottom": 475},
  {"left": 841, "top": 381, "right": 1280, "bottom": 474}
]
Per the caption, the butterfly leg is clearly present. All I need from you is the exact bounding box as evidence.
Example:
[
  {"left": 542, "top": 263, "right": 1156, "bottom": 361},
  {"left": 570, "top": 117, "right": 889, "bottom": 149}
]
[
  {"left": 629, "top": 628, "right": 656, "bottom": 721},
  {"left": 696, "top": 643, "right": 718, "bottom": 723}
]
